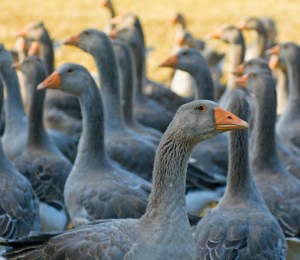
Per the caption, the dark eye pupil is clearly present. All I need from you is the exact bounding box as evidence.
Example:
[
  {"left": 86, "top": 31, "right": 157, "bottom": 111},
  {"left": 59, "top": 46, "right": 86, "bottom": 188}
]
[
  {"left": 198, "top": 105, "right": 205, "bottom": 111},
  {"left": 68, "top": 69, "right": 73, "bottom": 73}
]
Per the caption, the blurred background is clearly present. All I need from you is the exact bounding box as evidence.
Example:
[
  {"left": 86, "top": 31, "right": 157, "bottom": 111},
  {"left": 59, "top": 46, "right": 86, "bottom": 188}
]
[{"left": 1, "top": 0, "right": 299, "bottom": 82}]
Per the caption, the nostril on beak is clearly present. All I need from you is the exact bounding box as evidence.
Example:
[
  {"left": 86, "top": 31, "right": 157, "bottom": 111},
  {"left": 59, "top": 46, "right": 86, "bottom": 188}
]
[{"left": 227, "top": 116, "right": 233, "bottom": 120}]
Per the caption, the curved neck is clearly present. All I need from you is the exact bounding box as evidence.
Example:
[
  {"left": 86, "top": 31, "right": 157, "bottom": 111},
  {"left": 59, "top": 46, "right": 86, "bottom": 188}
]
[
  {"left": 39, "top": 33, "right": 54, "bottom": 75},
  {"left": 192, "top": 61, "right": 215, "bottom": 100},
  {"left": 133, "top": 37, "right": 146, "bottom": 100},
  {"left": 144, "top": 125, "right": 193, "bottom": 222},
  {"left": 76, "top": 77, "right": 108, "bottom": 164},
  {"left": 254, "top": 26, "right": 268, "bottom": 58},
  {"left": 276, "top": 68, "right": 288, "bottom": 115},
  {"left": 26, "top": 71, "right": 52, "bottom": 148},
  {"left": 92, "top": 40, "right": 126, "bottom": 131},
  {"left": 287, "top": 62, "right": 300, "bottom": 98},
  {"left": 227, "top": 43, "right": 245, "bottom": 89},
  {"left": 116, "top": 47, "right": 136, "bottom": 126},
  {"left": 252, "top": 80, "right": 277, "bottom": 166},
  {"left": 0, "top": 59, "right": 27, "bottom": 129}
]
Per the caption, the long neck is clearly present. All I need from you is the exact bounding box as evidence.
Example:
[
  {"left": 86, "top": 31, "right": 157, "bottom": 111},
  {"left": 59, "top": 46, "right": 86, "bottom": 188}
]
[
  {"left": 117, "top": 49, "right": 136, "bottom": 125},
  {"left": 26, "top": 71, "right": 51, "bottom": 148},
  {"left": 276, "top": 68, "right": 288, "bottom": 115},
  {"left": 254, "top": 26, "right": 268, "bottom": 58},
  {"left": 76, "top": 77, "right": 109, "bottom": 164},
  {"left": 252, "top": 79, "right": 277, "bottom": 166},
  {"left": 0, "top": 60, "right": 27, "bottom": 129},
  {"left": 39, "top": 33, "right": 54, "bottom": 75},
  {"left": 287, "top": 62, "right": 300, "bottom": 98},
  {"left": 227, "top": 43, "right": 245, "bottom": 89},
  {"left": 93, "top": 41, "right": 126, "bottom": 131},
  {"left": 193, "top": 63, "right": 215, "bottom": 100},
  {"left": 144, "top": 125, "right": 193, "bottom": 222},
  {"left": 133, "top": 35, "right": 146, "bottom": 100}
]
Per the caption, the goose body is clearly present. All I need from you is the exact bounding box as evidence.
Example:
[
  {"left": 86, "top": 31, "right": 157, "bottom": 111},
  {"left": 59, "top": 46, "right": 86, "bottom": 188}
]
[
  {"left": 38, "top": 63, "right": 151, "bottom": 227},
  {"left": 2, "top": 100, "right": 247, "bottom": 259}
]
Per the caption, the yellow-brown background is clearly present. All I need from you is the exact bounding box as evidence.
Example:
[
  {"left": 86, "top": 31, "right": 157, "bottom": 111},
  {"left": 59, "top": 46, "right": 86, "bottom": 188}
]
[{"left": 1, "top": 0, "right": 299, "bottom": 82}]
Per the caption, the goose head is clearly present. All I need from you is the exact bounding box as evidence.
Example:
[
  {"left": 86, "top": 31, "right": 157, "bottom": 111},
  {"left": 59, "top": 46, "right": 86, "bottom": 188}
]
[
  {"left": 159, "top": 47, "right": 207, "bottom": 75},
  {"left": 37, "top": 63, "right": 92, "bottom": 96},
  {"left": 170, "top": 100, "right": 248, "bottom": 143},
  {"left": 206, "top": 25, "right": 243, "bottom": 44},
  {"left": 266, "top": 42, "right": 300, "bottom": 66},
  {"left": 16, "top": 21, "right": 47, "bottom": 42}
]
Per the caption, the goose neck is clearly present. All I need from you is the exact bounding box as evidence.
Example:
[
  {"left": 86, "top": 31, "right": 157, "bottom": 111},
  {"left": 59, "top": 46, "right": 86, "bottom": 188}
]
[
  {"left": 92, "top": 44, "right": 126, "bottom": 131},
  {"left": 287, "top": 63, "right": 300, "bottom": 98},
  {"left": 227, "top": 43, "right": 245, "bottom": 89},
  {"left": 0, "top": 62, "right": 27, "bottom": 129},
  {"left": 252, "top": 80, "right": 277, "bottom": 166},
  {"left": 143, "top": 126, "right": 193, "bottom": 223},
  {"left": 193, "top": 64, "right": 215, "bottom": 100},
  {"left": 39, "top": 33, "right": 54, "bottom": 75},
  {"left": 75, "top": 77, "right": 108, "bottom": 164}
]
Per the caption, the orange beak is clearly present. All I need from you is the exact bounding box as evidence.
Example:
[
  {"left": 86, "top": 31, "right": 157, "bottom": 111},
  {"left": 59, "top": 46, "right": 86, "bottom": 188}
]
[
  {"left": 265, "top": 45, "right": 280, "bottom": 56},
  {"left": 232, "top": 63, "right": 245, "bottom": 76},
  {"left": 37, "top": 71, "right": 61, "bottom": 90},
  {"left": 15, "top": 28, "right": 29, "bottom": 37},
  {"left": 159, "top": 55, "right": 178, "bottom": 68},
  {"left": 110, "top": 14, "right": 123, "bottom": 25},
  {"left": 15, "top": 37, "right": 27, "bottom": 51},
  {"left": 205, "top": 30, "right": 221, "bottom": 40},
  {"left": 11, "top": 61, "right": 21, "bottom": 70},
  {"left": 99, "top": 0, "right": 109, "bottom": 8},
  {"left": 64, "top": 34, "right": 80, "bottom": 46},
  {"left": 28, "top": 41, "right": 40, "bottom": 56},
  {"left": 168, "top": 16, "right": 177, "bottom": 25},
  {"left": 215, "top": 107, "right": 248, "bottom": 131},
  {"left": 237, "top": 20, "right": 247, "bottom": 30},
  {"left": 176, "top": 35, "right": 185, "bottom": 46},
  {"left": 235, "top": 74, "right": 249, "bottom": 87},
  {"left": 268, "top": 55, "right": 279, "bottom": 70},
  {"left": 108, "top": 29, "right": 118, "bottom": 39}
]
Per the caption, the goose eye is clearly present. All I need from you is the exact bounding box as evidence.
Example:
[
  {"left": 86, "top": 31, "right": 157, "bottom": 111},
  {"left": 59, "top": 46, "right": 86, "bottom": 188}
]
[
  {"left": 67, "top": 69, "right": 73, "bottom": 73},
  {"left": 197, "top": 105, "right": 206, "bottom": 112},
  {"left": 182, "top": 52, "right": 188, "bottom": 56},
  {"left": 84, "top": 31, "right": 90, "bottom": 35}
]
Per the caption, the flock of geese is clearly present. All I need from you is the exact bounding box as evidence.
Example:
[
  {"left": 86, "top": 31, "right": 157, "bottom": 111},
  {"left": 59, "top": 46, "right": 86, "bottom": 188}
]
[{"left": 0, "top": 0, "right": 299, "bottom": 259}]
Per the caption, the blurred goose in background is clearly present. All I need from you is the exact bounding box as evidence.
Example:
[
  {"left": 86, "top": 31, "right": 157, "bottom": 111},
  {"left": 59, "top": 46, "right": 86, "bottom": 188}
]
[
  {"left": 206, "top": 24, "right": 245, "bottom": 106},
  {"left": 38, "top": 63, "right": 151, "bottom": 227},
  {"left": 112, "top": 39, "right": 162, "bottom": 145},
  {"left": 195, "top": 89, "right": 286, "bottom": 259},
  {"left": 0, "top": 77, "right": 40, "bottom": 239},
  {"left": 13, "top": 56, "right": 72, "bottom": 232},
  {"left": 1, "top": 100, "right": 247, "bottom": 259},
  {"left": 267, "top": 43, "right": 300, "bottom": 155},
  {"left": 17, "top": 22, "right": 82, "bottom": 137},
  {"left": 237, "top": 69, "right": 300, "bottom": 237},
  {"left": 111, "top": 13, "right": 189, "bottom": 115},
  {"left": 65, "top": 29, "right": 224, "bottom": 190},
  {"left": 0, "top": 44, "right": 76, "bottom": 162},
  {"left": 160, "top": 48, "right": 229, "bottom": 181},
  {"left": 99, "top": 0, "right": 117, "bottom": 32},
  {"left": 235, "top": 59, "right": 300, "bottom": 180},
  {"left": 260, "top": 16, "right": 278, "bottom": 48},
  {"left": 64, "top": 29, "right": 158, "bottom": 181},
  {"left": 238, "top": 17, "right": 268, "bottom": 60}
]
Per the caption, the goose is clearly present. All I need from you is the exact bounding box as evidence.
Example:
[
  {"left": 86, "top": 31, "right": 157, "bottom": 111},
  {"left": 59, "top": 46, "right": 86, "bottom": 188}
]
[
  {"left": 237, "top": 69, "right": 300, "bottom": 237},
  {"left": 112, "top": 39, "right": 162, "bottom": 145},
  {"left": 38, "top": 63, "right": 152, "bottom": 227},
  {"left": 206, "top": 24, "right": 245, "bottom": 106},
  {"left": 111, "top": 13, "right": 189, "bottom": 115},
  {"left": 2, "top": 100, "right": 248, "bottom": 259},
  {"left": 235, "top": 58, "right": 300, "bottom": 179},
  {"left": 64, "top": 29, "right": 158, "bottom": 181},
  {"left": 0, "top": 77, "right": 40, "bottom": 239},
  {"left": 160, "top": 48, "right": 229, "bottom": 180},
  {"left": 267, "top": 43, "right": 300, "bottom": 154},
  {"left": 195, "top": 89, "right": 286, "bottom": 259},
  {"left": 238, "top": 17, "right": 268, "bottom": 60},
  {"left": 0, "top": 43, "right": 77, "bottom": 162},
  {"left": 17, "top": 21, "right": 82, "bottom": 137},
  {"left": 12, "top": 56, "right": 72, "bottom": 232},
  {"left": 64, "top": 29, "right": 219, "bottom": 189}
]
